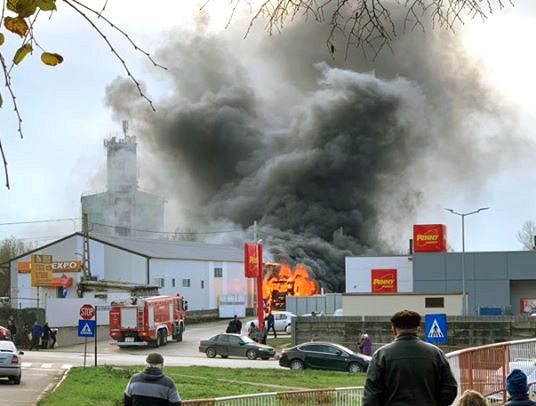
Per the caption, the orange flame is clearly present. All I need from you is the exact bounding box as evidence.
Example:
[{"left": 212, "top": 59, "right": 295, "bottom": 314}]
[{"left": 263, "top": 262, "right": 319, "bottom": 310}]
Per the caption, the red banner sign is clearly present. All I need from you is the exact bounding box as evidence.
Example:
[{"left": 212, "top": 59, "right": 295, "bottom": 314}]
[
  {"left": 413, "top": 224, "right": 447, "bottom": 252},
  {"left": 371, "top": 269, "right": 398, "bottom": 293},
  {"left": 244, "top": 243, "right": 263, "bottom": 278}
]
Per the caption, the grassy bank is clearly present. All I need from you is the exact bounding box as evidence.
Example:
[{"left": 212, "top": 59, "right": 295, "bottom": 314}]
[{"left": 39, "top": 365, "right": 366, "bottom": 406}]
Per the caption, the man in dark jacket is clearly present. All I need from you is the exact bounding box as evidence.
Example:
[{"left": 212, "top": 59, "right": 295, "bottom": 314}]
[
  {"left": 265, "top": 311, "right": 276, "bottom": 338},
  {"left": 505, "top": 369, "right": 536, "bottom": 405},
  {"left": 363, "top": 309, "right": 457, "bottom": 406},
  {"left": 124, "top": 353, "right": 181, "bottom": 406},
  {"left": 30, "top": 321, "right": 42, "bottom": 351}
]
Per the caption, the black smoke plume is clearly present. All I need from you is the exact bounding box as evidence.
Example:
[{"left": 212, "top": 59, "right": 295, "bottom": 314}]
[{"left": 105, "top": 7, "right": 507, "bottom": 292}]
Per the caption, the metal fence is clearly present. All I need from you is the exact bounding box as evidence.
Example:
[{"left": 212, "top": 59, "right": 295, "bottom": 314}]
[
  {"left": 182, "top": 387, "right": 364, "bottom": 406},
  {"left": 446, "top": 338, "right": 536, "bottom": 402}
]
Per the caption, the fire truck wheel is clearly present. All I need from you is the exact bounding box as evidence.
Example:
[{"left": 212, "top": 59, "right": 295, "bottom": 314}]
[
  {"left": 162, "top": 331, "right": 167, "bottom": 346},
  {"left": 246, "top": 349, "right": 257, "bottom": 360},
  {"left": 206, "top": 347, "right": 217, "bottom": 358},
  {"left": 176, "top": 325, "right": 183, "bottom": 342}
]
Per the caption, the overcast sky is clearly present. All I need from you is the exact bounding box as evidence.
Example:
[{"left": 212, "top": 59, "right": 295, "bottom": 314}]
[{"left": 0, "top": 0, "right": 535, "bottom": 254}]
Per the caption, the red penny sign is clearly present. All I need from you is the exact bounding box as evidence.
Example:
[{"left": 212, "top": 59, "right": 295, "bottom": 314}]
[{"left": 80, "top": 304, "right": 95, "bottom": 320}]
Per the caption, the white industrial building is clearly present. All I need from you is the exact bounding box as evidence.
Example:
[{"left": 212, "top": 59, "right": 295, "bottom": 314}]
[
  {"left": 8, "top": 232, "right": 252, "bottom": 318},
  {"left": 345, "top": 255, "right": 414, "bottom": 293}
]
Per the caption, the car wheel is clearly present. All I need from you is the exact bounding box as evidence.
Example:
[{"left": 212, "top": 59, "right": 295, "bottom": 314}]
[
  {"left": 261, "top": 356, "right": 269, "bottom": 360},
  {"left": 206, "top": 347, "right": 217, "bottom": 358},
  {"left": 285, "top": 325, "right": 291, "bottom": 334},
  {"left": 348, "top": 362, "right": 362, "bottom": 373},
  {"left": 290, "top": 359, "right": 304, "bottom": 370},
  {"left": 246, "top": 349, "right": 257, "bottom": 360},
  {"left": 10, "top": 373, "right": 21, "bottom": 385}
]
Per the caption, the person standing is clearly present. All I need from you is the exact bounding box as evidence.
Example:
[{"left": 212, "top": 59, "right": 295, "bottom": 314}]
[
  {"left": 124, "top": 352, "right": 181, "bottom": 406},
  {"left": 30, "top": 321, "right": 43, "bottom": 351},
  {"left": 358, "top": 333, "right": 372, "bottom": 356},
  {"left": 231, "top": 315, "right": 242, "bottom": 334},
  {"left": 504, "top": 369, "right": 536, "bottom": 405},
  {"left": 7, "top": 316, "right": 17, "bottom": 345},
  {"left": 265, "top": 311, "right": 277, "bottom": 338},
  {"left": 42, "top": 322, "right": 51, "bottom": 349},
  {"left": 362, "top": 309, "right": 457, "bottom": 406},
  {"left": 49, "top": 328, "right": 57, "bottom": 349}
]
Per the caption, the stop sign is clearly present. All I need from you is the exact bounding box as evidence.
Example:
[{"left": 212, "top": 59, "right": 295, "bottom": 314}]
[{"left": 80, "top": 304, "right": 95, "bottom": 320}]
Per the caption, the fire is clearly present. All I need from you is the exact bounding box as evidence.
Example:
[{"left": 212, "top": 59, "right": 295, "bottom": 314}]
[{"left": 263, "top": 262, "right": 319, "bottom": 310}]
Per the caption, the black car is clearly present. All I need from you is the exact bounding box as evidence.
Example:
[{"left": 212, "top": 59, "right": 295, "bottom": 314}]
[
  {"left": 199, "top": 333, "right": 276, "bottom": 360},
  {"left": 279, "top": 341, "right": 371, "bottom": 373}
]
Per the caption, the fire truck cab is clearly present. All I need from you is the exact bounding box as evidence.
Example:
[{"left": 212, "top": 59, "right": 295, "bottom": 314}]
[{"left": 109, "top": 295, "right": 187, "bottom": 347}]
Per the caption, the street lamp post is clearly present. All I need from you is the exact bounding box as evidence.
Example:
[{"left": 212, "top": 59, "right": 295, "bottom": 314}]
[{"left": 444, "top": 207, "right": 489, "bottom": 316}]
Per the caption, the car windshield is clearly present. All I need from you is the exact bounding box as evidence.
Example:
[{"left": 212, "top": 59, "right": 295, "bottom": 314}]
[{"left": 241, "top": 336, "right": 255, "bottom": 344}]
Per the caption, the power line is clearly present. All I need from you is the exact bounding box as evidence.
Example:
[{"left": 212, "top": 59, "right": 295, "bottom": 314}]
[{"left": 0, "top": 217, "right": 80, "bottom": 226}]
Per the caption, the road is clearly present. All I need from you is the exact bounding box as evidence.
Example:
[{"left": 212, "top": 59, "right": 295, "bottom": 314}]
[{"left": 0, "top": 319, "right": 285, "bottom": 406}]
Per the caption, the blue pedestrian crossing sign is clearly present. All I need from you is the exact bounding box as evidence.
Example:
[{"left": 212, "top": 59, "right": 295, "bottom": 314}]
[
  {"left": 425, "top": 313, "right": 447, "bottom": 343},
  {"left": 78, "top": 319, "right": 96, "bottom": 337}
]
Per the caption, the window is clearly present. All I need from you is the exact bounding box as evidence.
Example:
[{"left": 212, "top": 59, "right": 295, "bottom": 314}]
[
  {"left": 172, "top": 278, "right": 176, "bottom": 288},
  {"left": 56, "top": 287, "right": 66, "bottom": 298},
  {"left": 214, "top": 267, "right": 223, "bottom": 278},
  {"left": 300, "top": 344, "right": 322, "bottom": 352},
  {"left": 153, "top": 278, "right": 165, "bottom": 288},
  {"left": 182, "top": 279, "right": 191, "bottom": 288},
  {"left": 201, "top": 280, "right": 205, "bottom": 289},
  {"left": 228, "top": 336, "right": 242, "bottom": 345},
  {"left": 425, "top": 297, "right": 445, "bottom": 308}
]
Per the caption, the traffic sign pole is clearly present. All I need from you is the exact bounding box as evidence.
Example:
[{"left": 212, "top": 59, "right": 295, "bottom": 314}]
[
  {"left": 94, "top": 308, "right": 97, "bottom": 367},
  {"left": 83, "top": 337, "right": 87, "bottom": 368}
]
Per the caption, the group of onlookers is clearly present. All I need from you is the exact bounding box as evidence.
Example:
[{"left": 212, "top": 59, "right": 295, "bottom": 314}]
[
  {"left": 29, "top": 321, "right": 57, "bottom": 350},
  {"left": 361, "top": 309, "right": 536, "bottom": 406},
  {"left": 2, "top": 316, "right": 57, "bottom": 350}
]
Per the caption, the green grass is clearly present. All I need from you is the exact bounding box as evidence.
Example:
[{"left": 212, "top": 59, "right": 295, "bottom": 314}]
[
  {"left": 39, "top": 365, "right": 366, "bottom": 406},
  {"left": 265, "top": 336, "right": 292, "bottom": 348}
]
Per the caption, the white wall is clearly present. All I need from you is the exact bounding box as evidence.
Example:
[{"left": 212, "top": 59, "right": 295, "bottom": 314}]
[
  {"left": 342, "top": 293, "right": 463, "bottom": 316},
  {"left": 102, "top": 244, "right": 147, "bottom": 283},
  {"left": 149, "top": 259, "right": 210, "bottom": 310},
  {"left": 345, "top": 256, "right": 413, "bottom": 293},
  {"left": 149, "top": 259, "right": 249, "bottom": 311}
]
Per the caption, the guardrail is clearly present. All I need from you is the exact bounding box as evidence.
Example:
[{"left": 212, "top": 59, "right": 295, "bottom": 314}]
[
  {"left": 182, "top": 387, "right": 364, "bottom": 406},
  {"left": 446, "top": 338, "right": 536, "bottom": 403}
]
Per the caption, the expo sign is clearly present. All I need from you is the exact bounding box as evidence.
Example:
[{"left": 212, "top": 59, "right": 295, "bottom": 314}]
[
  {"left": 413, "top": 224, "right": 447, "bottom": 252},
  {"left": 371, "top": 269, "right": 398, "bottom": 293}
]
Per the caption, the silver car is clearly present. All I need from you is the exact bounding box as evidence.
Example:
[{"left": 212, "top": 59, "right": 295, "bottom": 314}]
[{"left": 0, "top": 340, "right": 23, "bottom": 384}]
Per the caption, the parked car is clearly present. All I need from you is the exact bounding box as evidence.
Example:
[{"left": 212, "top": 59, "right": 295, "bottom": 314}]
[
  {"left": 0, "top": 340, "right": 23, "bottom": 384},
  {"left": 333, "top": 308, "right": 344, "bottom": 316},
  {"left": 279, "top": 341, "right": 371, "bottom": 373},
  {"left": 245, "top": 311, "right": 295, "bottom": 334},
  {"left": 199, "top": 333, "right": 276, "bottom": 360}
]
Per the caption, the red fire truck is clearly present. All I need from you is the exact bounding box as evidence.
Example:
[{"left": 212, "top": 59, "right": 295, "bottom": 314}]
[{"left": 109, "top": 295, "right": 188, "bottom": 347}]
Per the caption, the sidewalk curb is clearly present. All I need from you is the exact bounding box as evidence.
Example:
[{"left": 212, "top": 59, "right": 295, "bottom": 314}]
[{"left": 35, "top": 367, "right": 70, "bottom": 405}]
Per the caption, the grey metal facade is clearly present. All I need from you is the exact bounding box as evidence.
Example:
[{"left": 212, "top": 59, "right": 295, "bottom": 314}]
[{"left": 413, "top": 251, "right": 536, "bottom": 315}]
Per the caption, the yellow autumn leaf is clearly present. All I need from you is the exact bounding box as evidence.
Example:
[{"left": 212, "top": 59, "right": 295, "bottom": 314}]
[
  {"left": 37, "top": 0, "right": 56, "bottom": 12},
  {"left": 41, "top": 52, "right": 63, "bottom": 66},
  {"left": 0, "top": 33, "right": 4, "bottom": 46},
  {"left": 4, "top": 17, "right": 29, "bottom": 37},
  {"left": 7, "top": 0, "right": 18, "bottom": 13},
  {"left": 16, "top": 0, "right": 37, "bottom": 18},
  {"left": 13, "top": 43, "right": 32, "bottom": 65}
]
